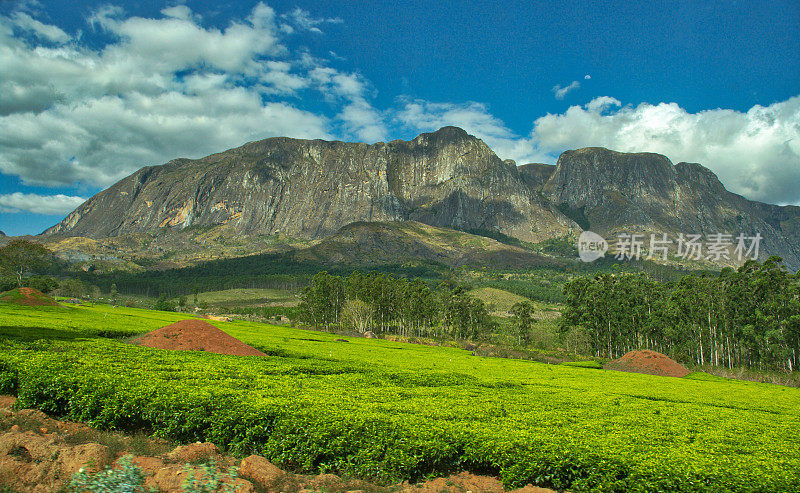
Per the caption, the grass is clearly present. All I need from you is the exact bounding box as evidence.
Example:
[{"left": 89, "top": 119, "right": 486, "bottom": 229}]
[
  {"left": 196, "top": 288, "right": 298, "bottom": 307},
  {"left": 468, "top": 287, "right": 530, "bottom": 313},
  {"left": 561, "top": 360, "right": 604, "bottom": 369},
  {"left": 1, "top": 302, "right": 799, "bottom": 491}
]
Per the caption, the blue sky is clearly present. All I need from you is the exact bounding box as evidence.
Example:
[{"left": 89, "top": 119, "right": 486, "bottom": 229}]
[{"left": 1, "top": 0, "right": 799, "bottom": 235}]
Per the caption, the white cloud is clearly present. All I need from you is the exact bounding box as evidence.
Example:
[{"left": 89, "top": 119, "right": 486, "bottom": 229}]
[
  {"left": 532, "top": 96, "right": 800, "bottom": 205},
  {"left": 0, "top": 3, "right": 348, "bottom": 187},
  {"left": 92, "top": 3, "right": 284, "bottom": 73},
  {"left": 0, "top": 192, "right": 86, "bottom": 215},
  {"left": 259, "top": 61, "right": 310, "bottom": 94},
  {"left": 1, "top": 4, "right": 798, "bottom": 212},
  {"left": 7, "top": 12, "right": 69, "bottom": 43},
  {"left": 584, "top": 74, "right": 591, "bottom": 80},
  {"left": 395, "top": 99, "right": 552, "bottom": 164},
  {"left": 0, "top": 91, "right": 331, "bottom": 187},
  {"left": 340, "top": 100, "right": 387, "bottom": 142},
  {"left": 307, "top": 66, "right": 386, "bottom": 142},
  {"left": 281, "top": 8, "right": 342, "bottom": 34},
  {"left": 160, "top": 5, "right": 199, "bottom": 22},
  {"left": 552, "top": 80, "right": 580, "bottom": 100}
]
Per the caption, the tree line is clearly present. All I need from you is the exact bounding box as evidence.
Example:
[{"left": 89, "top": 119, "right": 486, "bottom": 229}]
[
  {"left": 299, "top": 271, "right": 505, "bottom": 341},
  {"left": 561, "top": 256, "right": 800, "bottom": 372}
]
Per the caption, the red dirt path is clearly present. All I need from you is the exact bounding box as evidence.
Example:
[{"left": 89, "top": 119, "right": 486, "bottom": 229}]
[
  {"left": 605, "top": 350, "right": 690, "bottom": 378},
  {"left": 132, "top": 319, "right": 266, "bottom": 357}
]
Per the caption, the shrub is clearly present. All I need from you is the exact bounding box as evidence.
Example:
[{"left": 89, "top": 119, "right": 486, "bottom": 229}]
[{"left": 68, "top": 455, "right": 147, "bottom": 492}]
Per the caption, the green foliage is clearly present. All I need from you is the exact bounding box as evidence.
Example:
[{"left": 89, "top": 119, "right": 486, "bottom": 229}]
[
  {"left": 561, "top": 360, "right": 603, "bottom": 369},
  {"left": 560, "top": 257, "right": 800, "bottom": 372},
  {"left": 2, "top": 275, "right": 59, "bottom": 294},
  {"left": 536, "top": 236, "right": 579, "bottom": 258},
  {"left": 1, "top": 303, "right": 800, "bottom": 491},
  {"left": 0, "top": 358, "right": 19, "bottom": 393},
  {"left": 0, "top": 239, "right": 53, "bottom": 288},
  {"left": 77, "top": 252, "right": 445, "bottom": 299},
  {"left": 299, "top": 272, "right": 493, "bottom": 340},
  {"left": 68, "top": 455, "right": 148, "bottom": 492},
  {"left": 299, "top": 272, "right": 345, "bottom": 328},
  {"left": 484, "top": 278, "right": 566, "bottom": 304},
  {"left": 182, "top": 461, "right": 239, "bottom": 493},
  {"left": 154, "top": 294, "right": 174, "bottom": 312},
  {"left": 510, "top": 301, "right": 536, "bottom": 346},
  {"left": 61, "top": 278, "right": 86, "bottom": 299}
]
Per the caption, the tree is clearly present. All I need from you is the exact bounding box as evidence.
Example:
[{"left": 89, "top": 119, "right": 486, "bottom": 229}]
[
  {"left": 298, "top": 272, "right": 345, "bottom": 329},
  {"left": 178, "top": 295, "right": 187, "bottom": 312},
  {"left": 510, "top": 301, "right": 536, "bottom": 346},
  {"left": 154, "top": 293, "right": 174, "bottom": 312},
  {"left": 62, "top": 278, "right": 85, "bottom": 299},
  {"left": 110, "top": 283, "right": 118, "bottom": 306},
  {"left": 89, "top": 285, "right": 101, "bottom": 307},
  {"left": 0, "top": 239, "right": 52, "bottom": 287},
  {"left": 342, "top": 298, "right": 373, "bottom": 333}
]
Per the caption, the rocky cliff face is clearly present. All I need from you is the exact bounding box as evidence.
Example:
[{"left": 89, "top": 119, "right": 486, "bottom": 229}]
[
  {"left": 44, "top": 127, "right": 577, "bottom": 243},
  {"left": 43, "top": 127, "right": 800, "bottom": 269},
  {"left": 541, "top": 147, "right": 800, "bottom": 267}
]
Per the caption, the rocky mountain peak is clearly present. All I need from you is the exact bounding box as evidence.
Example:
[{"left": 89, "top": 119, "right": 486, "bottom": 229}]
[
  {"left": 675, "top": 161, "right": 727, "bottom": 194},
  {"left": 410, "top": 126, "right": 471, "bottom": 145},
  {"left": 544, "top": 147, "right": 677, "bottom": 207},
  {"left": 40, "top": 130, "right": 800, "bottom": 269},
  {"left": 43, "top": 127, "right": 577, "bottom": 243}
]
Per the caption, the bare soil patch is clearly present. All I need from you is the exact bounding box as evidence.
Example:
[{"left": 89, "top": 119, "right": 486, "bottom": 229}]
[
  {"left": 605, "top": 350, "right": 690, "bottom": 378},
  {"left": 131, "top": 319, "right": 266, "bottom": 357}
]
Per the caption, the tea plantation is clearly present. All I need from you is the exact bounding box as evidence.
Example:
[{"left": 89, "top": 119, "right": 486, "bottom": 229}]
[{"left": 1, "top": 303, "right": 799, "bottom": 492}]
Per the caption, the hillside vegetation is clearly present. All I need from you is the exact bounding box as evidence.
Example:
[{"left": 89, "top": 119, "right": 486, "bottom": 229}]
[{"left": 0, "top": 302, "right": 798, "bottom": 491}]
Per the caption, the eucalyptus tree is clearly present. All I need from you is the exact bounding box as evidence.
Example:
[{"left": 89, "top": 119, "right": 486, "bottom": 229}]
[{"left": 510, "top": 301, "right": 536, "bottom": 346}]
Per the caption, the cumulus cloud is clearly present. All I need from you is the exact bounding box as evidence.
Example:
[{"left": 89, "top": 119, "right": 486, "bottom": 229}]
[
  {"left": 160, "top": 5, "right": 199, "bottom": 22},
  {"left": 308, "top": 66, "right": 387, "bottom": 141},
  {"left": 395, "top": 99, "right": 552, "bottom": 164},
  {"left": 1, "top": 3, "right": 798, "bottom": 212},
  {"left": 552, "top": 80, "right": 580, "bottom": 100},
  {"left": 531, "top": 96, "right": 800, "bottom": 205},
  {"left": 0, "top": 192, "right": 86, "bottom": 215},
  {"left": 0, "top": 3, "right": 376, "bottom": 187},
  {"left": 7, "top": 11, "right": 70, "bottom": 43}
]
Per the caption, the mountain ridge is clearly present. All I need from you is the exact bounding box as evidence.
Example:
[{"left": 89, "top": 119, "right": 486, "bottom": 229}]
[
  {"left": 542, "top": 146, "right": 800, "bottom": 267},
  {"left": 42, "top": 126, "right": 800, "bottom": 269},
  {"left": 44, "top": 126, "right": 577, "bottom": 242}
]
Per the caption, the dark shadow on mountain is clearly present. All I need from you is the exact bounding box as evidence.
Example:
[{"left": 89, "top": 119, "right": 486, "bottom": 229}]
[{"left": 403, "top": 190, "right": 527, "bottom": 232}]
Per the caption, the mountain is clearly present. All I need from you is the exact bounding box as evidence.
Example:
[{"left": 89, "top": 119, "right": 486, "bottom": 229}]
[
  {"left": 294, "top": 220, "right": 561, "bottom": 268},
  {"left": 44, "top": 127, "right": 576, "bottom": 243},
  {"left": 541, "top": 147, "right": 800, "bottom": 268},
  {"left": 43, "top": 127, "right": 800, "bottom": 270}
]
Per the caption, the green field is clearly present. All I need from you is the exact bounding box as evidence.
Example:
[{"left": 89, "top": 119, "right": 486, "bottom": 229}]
[
  {"left": 1, "top": 302, "right": 799, "bottom": 492},
  {"left": 196, "top": 288, "right": 299, "bottom": 306}
]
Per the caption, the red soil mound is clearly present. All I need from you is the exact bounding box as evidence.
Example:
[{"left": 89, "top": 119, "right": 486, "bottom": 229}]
[
  {"left": 133, "top": 319, "right": 266, "bottom": 357},
  {"left": 0, "top": 287, "right": 59, "bottom": 306},
  {"left": 605, "top": 350, "right": 690, "bottom": 378}
]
